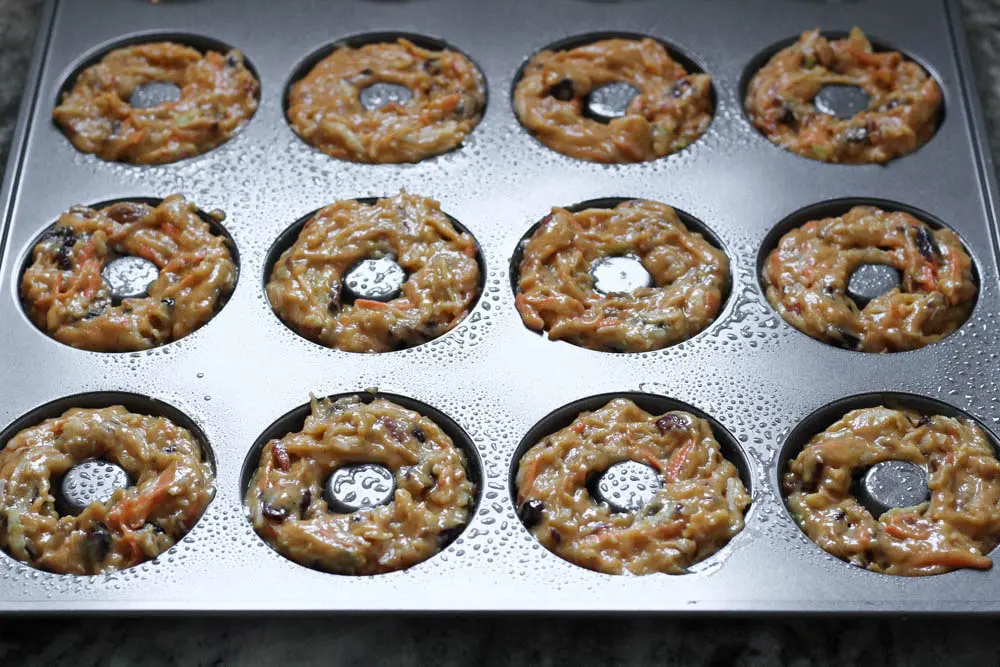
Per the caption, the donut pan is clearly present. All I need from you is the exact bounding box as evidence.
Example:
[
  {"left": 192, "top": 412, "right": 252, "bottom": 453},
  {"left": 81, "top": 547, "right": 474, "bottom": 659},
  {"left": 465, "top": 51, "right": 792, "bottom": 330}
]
[{"left": 1, "top": 0, "right": 998, "bottom": 614}]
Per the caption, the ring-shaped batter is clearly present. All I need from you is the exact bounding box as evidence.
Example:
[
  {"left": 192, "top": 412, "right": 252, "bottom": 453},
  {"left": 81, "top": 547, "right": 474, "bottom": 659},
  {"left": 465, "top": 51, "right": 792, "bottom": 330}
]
[
  {"left": 513, "top": 37, "right": 713, "bottom": 162},
  {"left": 515, "top": 398, "right": 749, "bottom": 575},
  {"left": 744, "top": 27, "right": 942, "bottom": 163},
  {"left": 246, "top": 395, "right": 476, "bottom": 575},
  {"left": 0, "top": 405, "right": 215, "bottom": 575},
  {"left": 287, "top": 38, "right": 485, "bottom": 163},
  {"left": 784, "top": 406, "right": 1000, "bottom": 576},
  {"left": 515, "top": 199, "right": 729, "bottom": 352},
  {"left": 53, "top": 42, "right": 259, "bottom": 165},
  {"left": 266, "top": 191, "right": 480, "bottom": 353},
  {"left": 762, "top": 205, "right": 976, "bottom": 352},
  {"left": 21, "top": 195, "right": 238, "bottom": 352}
]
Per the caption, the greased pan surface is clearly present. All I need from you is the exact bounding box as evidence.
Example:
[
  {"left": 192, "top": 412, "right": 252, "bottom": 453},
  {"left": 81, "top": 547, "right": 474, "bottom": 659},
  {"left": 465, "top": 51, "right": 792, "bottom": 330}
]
[{"left": 0, "top": 0, "right": 998, "bottom": 613}]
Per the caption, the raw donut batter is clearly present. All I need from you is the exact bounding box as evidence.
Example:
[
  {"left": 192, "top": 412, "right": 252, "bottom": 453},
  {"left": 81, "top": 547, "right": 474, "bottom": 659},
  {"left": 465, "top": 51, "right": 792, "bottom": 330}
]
[
  {"left": 287, "top": 38, "right": 485, "bottom": 163},
  {"left": 0, "top": 406, "right": 214, "bottom": 575},
  {"left": 53, "top": 42, "right": 259, "bottom": 164},
  {"left": 246, "top": 395, "right": 475, "bottom": 575},
  {"left": 513, "top": 37, "right": 713, "bottom": 162},
  {"left": 515, "top": 398, "right": 749, "bottom": 575},
  {"left": 267, "top": 191, "right": 480, "bottom": 353},
  {"left": 763, "top": 205, "right": 975, "bottom": 352},
  {"left": 784, "top": 406, "right": 1000, "bottom": 575},
  {"left": 745, "top": 27, "right": 941, "bottom": 163},
  {"left": 515, "top": 199, "right": 729, "bottom": 352},
  {"left": 22, "top": 195, "right": 238, "bottom": 352}
]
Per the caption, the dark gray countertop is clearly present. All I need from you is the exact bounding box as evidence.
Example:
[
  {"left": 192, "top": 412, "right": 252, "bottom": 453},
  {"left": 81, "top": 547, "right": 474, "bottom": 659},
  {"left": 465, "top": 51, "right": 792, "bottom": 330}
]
[{"left": 4, "top": 0, "right": 1000, "bottom": 664}]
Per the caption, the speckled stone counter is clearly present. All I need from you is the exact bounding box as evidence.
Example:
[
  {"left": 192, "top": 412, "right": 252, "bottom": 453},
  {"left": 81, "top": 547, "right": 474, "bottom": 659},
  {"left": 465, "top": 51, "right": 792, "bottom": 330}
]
[{"left": 3, "top": 0, "right": 1000, "bottom": 664}]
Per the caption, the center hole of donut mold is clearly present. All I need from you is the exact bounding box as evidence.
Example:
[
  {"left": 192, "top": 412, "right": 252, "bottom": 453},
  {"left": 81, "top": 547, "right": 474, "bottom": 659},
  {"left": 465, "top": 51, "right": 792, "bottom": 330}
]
[
  {"left": 846, "top": 263, "right": 902, "bottom": 309},
  {"left": 587, "top": 460, "right": 662, "bottom": 513},
  {"left": 128, "top": 81, "right": 182, "bottom": 109},
  {"left": 101, "top": 255, "right": 160, "bottom": 304},
  {"left": 590, "top": 255, "right": 652, "bottom": 295},
  {"left": 342, "top": 255, "right": 407, "bottom": 303},
  {"left": 584, "top": 82, "right": 640, "bottom": 123},
  {"left": 324, "top": 462, "right": 396, "bottom": 513},
  {"left": 813, "top": 84, "right": 871, "bottom": 120},
  {"left": 55, "top": 459, "right": 132, "bottom": 517},
  {"left": 358, "top": 82, "right": 413, "bottom": 111},
  {"left": 854, "top": 460, "right": 929, "bottom": 519}
]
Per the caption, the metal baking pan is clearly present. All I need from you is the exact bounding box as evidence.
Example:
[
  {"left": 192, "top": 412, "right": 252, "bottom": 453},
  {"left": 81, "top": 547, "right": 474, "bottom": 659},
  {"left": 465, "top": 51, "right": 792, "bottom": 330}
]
[{"left": 1, "top": 0, "right": 998, "bottom": 613}]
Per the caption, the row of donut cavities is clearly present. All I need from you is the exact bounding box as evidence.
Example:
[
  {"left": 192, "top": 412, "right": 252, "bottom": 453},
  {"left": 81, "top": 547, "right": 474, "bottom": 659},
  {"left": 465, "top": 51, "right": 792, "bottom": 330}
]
[
  {"left": 52, "top": 27, "right": 942, "bottom": 166},
  {"left": 16, "top": 192, "right": 979, "bottom": 354},
  {"left": 0, "top": 389, "right": 996, "bottom": 579}
]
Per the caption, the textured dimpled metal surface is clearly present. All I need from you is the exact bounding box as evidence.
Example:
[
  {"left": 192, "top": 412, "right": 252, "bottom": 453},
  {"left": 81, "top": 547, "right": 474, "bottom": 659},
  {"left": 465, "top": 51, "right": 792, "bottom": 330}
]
[{"left": 0, "top": 0, "right": 998, "bottom": 613}]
